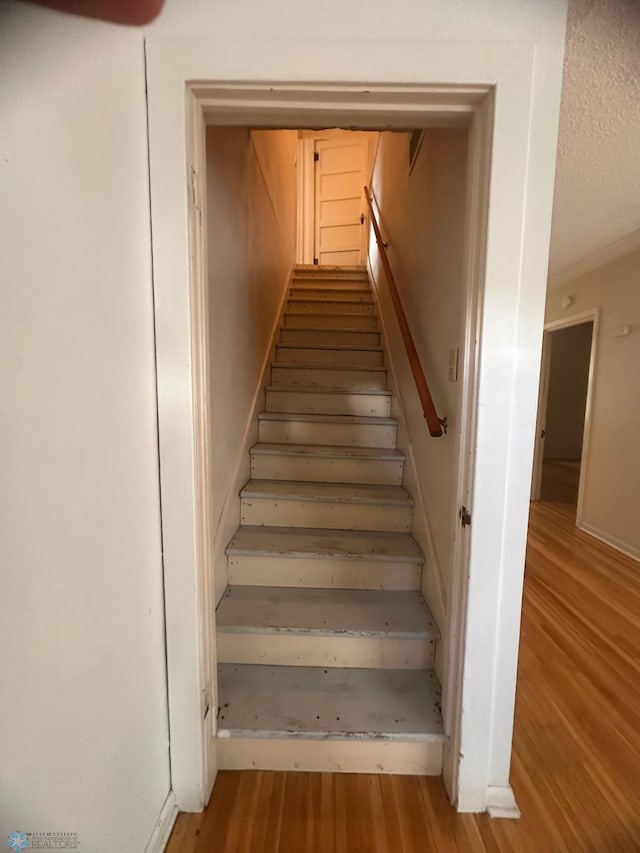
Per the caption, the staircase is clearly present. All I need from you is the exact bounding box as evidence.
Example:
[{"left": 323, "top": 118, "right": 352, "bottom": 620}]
[{"left": 215, "top": 265, "right": 445, "bottom": 774}]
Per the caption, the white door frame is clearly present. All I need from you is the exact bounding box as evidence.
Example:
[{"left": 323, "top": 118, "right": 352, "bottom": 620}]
[
  {"left": 531, "top": 309, "right": 599, "bottom": 526},
  {"left": 296, "top": 132, "right": 315, "bottom": 264},
  {"left": 145, "top": 35, "right": 561, "bottom": 815}
]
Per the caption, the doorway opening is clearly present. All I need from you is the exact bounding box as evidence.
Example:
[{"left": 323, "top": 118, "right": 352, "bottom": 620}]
[
  {"left": 202, "top": 119, "right": 471, "bottom": 783},
  {"left": 148, "top": 77, "right": 543, "bottom": 813},
  {"left": 531, "top": 313, "right": 597, "bottom": 521},
  {"left": 296, "top": 130, "right": 379, "bottom": 266}
]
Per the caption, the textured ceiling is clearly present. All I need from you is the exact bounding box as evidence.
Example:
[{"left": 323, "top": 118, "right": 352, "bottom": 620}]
[{"left": 548, "top": 0, "right": 640, "bottom": 278}]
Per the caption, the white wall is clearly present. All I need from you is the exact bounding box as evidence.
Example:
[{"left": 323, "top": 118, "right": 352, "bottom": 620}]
[
  {"left": 206, "top": 128, "right": 297, "bottom": 606},
  {"left": 544, "top": 323, "right": 593, "bottom": 460},
  {"left": 0, "top": 5, "right": 170, "bottom": 851},
  {"left": 546, "top": 249, "right": 640, "bottom": 559},
  {"left": 370, "top": 128, "right": 468, "bottom": 693}
]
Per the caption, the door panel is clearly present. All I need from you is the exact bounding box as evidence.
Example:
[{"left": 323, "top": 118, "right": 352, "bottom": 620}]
[
  {"left": 314, "top": 136, "right": 368, "bottom": 266},
  {"left": 320, "top": 197, "right": 362, "bottom": 225}
]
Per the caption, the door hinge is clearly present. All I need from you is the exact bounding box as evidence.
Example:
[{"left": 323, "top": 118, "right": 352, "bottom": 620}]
[
  {"left": 202, "top": 684, "right": 210, "bottom": 720},
  {"left": 460, "top": 506, "right": 471, "bottom": 528},
  {"left": 314, "top": 151, "right": 319, "bottom": 162},
  {"left": 313, "top": 257, "right": 319, "bottom": 265}
]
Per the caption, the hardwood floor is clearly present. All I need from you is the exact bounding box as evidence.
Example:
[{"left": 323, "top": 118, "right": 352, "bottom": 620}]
[
  {"left": 166, "top": 500, "right": 640, "bottom": 852},
  {"left": 540, "top": 458, "right": 581, "bottom": 506}
]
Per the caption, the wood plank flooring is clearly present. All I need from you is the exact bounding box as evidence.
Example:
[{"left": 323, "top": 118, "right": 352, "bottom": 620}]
[
  {"left": 166, "top": 499, "right": 640, "bottom": 852},
  {"left": 540, "top": 458, "right": 581, "bottom": 505}
]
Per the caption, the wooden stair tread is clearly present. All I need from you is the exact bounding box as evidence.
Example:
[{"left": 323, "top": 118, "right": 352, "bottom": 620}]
[
  {"left": 216, "top": 586, "right": 438, "bottom": 639},
  {"left": 250, "top": 442, "right": 404, "bottom": 460},
  {"left": 293, "top": 264, "right": 368, "bottom": 278},
  {"left": 217, "top": 664, "right": 444, "bottom": 741},
  {"left": 259, "top": 411, "right": 396, "bottom": 425},
  {"left": 272, "top": 361, "right": 385, "bottom": 372},
  {"left": 240, "top": 480, "right": 413, "bottom": 506},
  {"left": 265, "top": 385, "right": 391, "bottom": 397},
  {"left": 277, "top": 342, "right": 383, "bottom": 353},
  {"left": 281, "top": 326, "right": 378, "bottom": 334},
  {"left": 226, "top": 526, "right": 423, "bottom": 563}
]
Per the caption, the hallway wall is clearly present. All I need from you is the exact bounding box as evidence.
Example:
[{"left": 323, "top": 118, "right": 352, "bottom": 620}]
[
  {"left": 0, "top": 7, "right": 171, "bottom": 851},
  {"left": 546, "top": 248, "right": 640, "bottom": 559},
  {"left": 206, "top": 128, "right": 297, "bottom": 605}
]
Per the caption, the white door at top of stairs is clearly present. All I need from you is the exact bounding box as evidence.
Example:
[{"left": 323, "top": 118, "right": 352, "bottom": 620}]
[{"left": 314, "top": 134, "right": 369, "bottom": 266}]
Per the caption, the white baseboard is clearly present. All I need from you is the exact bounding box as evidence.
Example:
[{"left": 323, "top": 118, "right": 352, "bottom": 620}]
[
  {"left": 577, "top": 520, "right": 640, "bottom": 563},
  {"left": 144, "top": 792, "right": 179, "bottom": 853},
  {"left": 486, "top": 785, "right": 521, "bottom": 819}
]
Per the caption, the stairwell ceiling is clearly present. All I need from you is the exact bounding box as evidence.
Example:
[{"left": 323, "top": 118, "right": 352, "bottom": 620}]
[{"left": 548, "top": 0, "right": 640, "bottom": 280}]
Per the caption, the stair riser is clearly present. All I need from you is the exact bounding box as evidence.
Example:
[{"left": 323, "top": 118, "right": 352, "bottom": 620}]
[
  {"left": 259, "top": 419, "right": 397, "bottom": 449},
  {"left": 217, "top": 634, "right": 435, "bottom": 669},
  {"left": 276, "top": 345, "right": 384, "bottom": 368},
  {"left": 217, "top": 738, "right": 443, "bottom": 775},
  {"left": 240, "top": 497, "right": 411, "bottom": 532},
  {"left": 293, "top": 271, "right": 368, "bottom": 281},
  {"left": 291, "top": 281, "right": 370, "bottom": 292},
  {"left": 288, "top": 301, "right": 375, "bottom": 316},
  {"left": 265, "top": 389, "right": 391, "bottom": 417},
  {"left": 280, "top": 328, "right": 380, "bottom": 347},
  {"left": 290, "top": 289, "right": 371, "bottom": 302},
  {"left": 251, "top": 453, "right": 403, "bottom": 485},
  {"left": 271, "top": 365, "right": 387, "bottom": 391},
  {"left": 283, "top": 313, "right": 378, "bottom": 330},
  {"left": 227, "top": 555, "right": 421, "bottom": 590}
]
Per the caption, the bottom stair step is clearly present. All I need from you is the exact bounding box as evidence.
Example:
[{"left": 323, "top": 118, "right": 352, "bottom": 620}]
[
  {"left": 216, "top": 664, "right": 445, "bottom": 774},
  {"left": 216, "top": 664, "right": 444, "bottom": 741}
]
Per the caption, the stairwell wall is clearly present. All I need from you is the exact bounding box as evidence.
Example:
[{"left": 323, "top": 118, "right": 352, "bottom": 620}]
[
  {"left": 368, "top": 129, "right": 469, "bottom": 698},
  {"left": 205, "top": 128, "right": 298, "bottom": 605}
]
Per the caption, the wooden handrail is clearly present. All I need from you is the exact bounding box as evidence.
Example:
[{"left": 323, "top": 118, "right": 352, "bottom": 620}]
[{"left": 364, "top": 186, "right": 446, "bottom": 438}]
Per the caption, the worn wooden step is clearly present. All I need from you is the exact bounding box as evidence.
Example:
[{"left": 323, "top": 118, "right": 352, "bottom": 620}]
[
  {"left": 226, "top": 526, "right": 423, "bottom": 590},
  {"left": 280, "top": 327, "right": 380, "bottom": 347},
  {"left": 287, "top": 299, "right": 375, "bottom": 316},
  {"left": 226, "top": 526, "right": 422, "bottom": 590},
  {"left": 276, "top": 342, "right": 384, "bottom": 368},
  {"left": 217, "top": 664, "right": 444, "bottom": 773},
  {"left": 216, "top": 586, "right": 438, "bottom": 669},
  {"left": 291, "top": 280, "right": 371, "bottom": 292},
  {"left": 216, "top": 664, "right": 443, "bottom": 738},
  {"left": 240, "top": 480, "right": 413, "bottom": 531},
  {"left": 258, "top": 412, "right": 397, "bottom": 449},
  {"left": 271, "top": 362, "right": 387, "bottom": 391},
  {"left": 283, "top": 312, "right": 378, "bottom": 331},
  {"left": 294, "top": 265, "right": 368, "bottom": 280},
  {"left": 250, "top": 442, "right": 404, "bottom": 484},
  {"left": 265, "top": 386, "right": 392, "bottom": 418},
  {"left": 290, "top": 288, "right": 371, "bottom": 302}
]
